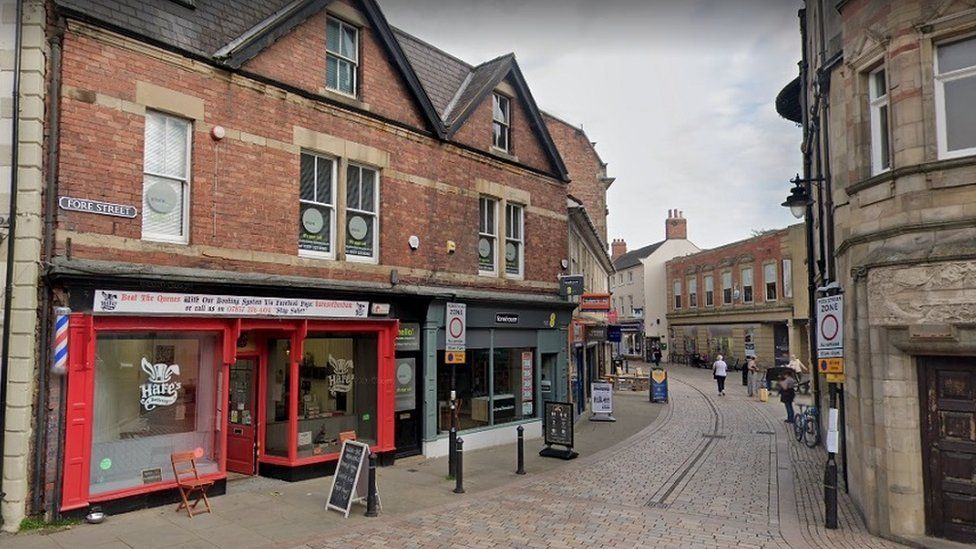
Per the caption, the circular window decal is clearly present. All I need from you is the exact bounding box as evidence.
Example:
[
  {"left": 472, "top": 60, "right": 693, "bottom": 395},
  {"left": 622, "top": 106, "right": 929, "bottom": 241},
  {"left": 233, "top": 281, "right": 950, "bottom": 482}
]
[
  {"left": 505, "top": 242, "right": 517, "bottom": 262},
  {"left": 478, "top": 238, "right": 491, "bottom": 258},
  {"left": 145, "top": 182, "right": 179, "bottom": 214},
  {"left": 396, "top": 362, "right": 413, "bottom": 385},
  {"left": 302, "top": 208, "right": 324, "bottom": 234},
  {"left": 99, "top": 458, "right": 112, "bottom": 471},
  {"left": 348, "top": 215, "right": 369, "bottom": 240}
]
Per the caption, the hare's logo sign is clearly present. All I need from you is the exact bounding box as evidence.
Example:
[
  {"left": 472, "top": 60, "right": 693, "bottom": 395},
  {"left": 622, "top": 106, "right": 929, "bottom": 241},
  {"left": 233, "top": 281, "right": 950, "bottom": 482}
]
[
  {"left": 328, "top": 355, "right": 355, "bottom": 395},
  {"left": 139, "top": 357, "right": 182, "bottom": 410},
  {"left": 99, "top": 292, "right": 119, "bottom": 311}
]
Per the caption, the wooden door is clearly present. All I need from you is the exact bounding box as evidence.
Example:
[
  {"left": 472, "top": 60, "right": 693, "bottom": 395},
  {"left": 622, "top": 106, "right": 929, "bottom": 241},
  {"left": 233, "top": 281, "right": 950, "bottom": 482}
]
[
  {"left": 227, "top": 358, "right": 257, "bottom": 475},
  {"left": 920, "top": 357, "right": 976, "bottom": 543}
]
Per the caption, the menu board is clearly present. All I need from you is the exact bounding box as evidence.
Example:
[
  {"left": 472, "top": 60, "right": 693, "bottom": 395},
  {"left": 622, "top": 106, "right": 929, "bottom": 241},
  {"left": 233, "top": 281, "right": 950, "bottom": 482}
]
[
  {"left": 326, "top": 440, "right": 368, "bottom": 517},
  {"left": 544, "top": 401, "right": 574, "bottom": 448}
]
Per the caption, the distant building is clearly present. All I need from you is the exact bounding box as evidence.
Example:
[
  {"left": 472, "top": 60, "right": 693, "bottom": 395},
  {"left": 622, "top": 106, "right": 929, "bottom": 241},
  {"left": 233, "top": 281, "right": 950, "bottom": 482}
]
[
  {"left": 610, "top": 211, "right": 699, "bottom": 361},
  {"left": 665, "top": 225, "right": 809, "bottom": 370}
]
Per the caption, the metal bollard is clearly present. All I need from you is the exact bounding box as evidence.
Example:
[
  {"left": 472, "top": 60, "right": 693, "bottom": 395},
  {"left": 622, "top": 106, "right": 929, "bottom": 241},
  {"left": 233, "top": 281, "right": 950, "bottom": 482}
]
[
  {"left": 516, "top": 425, "right": 526, "bottom": 475},
  {"left": 365, "top": 452, "right": 378, "bottom": 517},
  {"left": 448, "top": 426, "right": 457, "bottom": 479},
  {"left": 453, "top": 437, "right": 465, "bottom": 494}
]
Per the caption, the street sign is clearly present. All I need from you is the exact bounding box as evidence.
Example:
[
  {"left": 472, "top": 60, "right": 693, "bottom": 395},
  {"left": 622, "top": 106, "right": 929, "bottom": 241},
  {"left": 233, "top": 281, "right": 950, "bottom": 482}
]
[
  {"left": 818, "top": 357, "right": 844, "bottom": 374},
  {"left": 825, "top": 373, "right": 846, "bottom": 383},
  {"left": 445, "top": 350, "right": 466, "bottom": 364},
  {"left": 817, "top": 295, "right": 844, "bottom": 358},
  {"left": 446, "top": 302, "right": 466, "bottom": 352}
]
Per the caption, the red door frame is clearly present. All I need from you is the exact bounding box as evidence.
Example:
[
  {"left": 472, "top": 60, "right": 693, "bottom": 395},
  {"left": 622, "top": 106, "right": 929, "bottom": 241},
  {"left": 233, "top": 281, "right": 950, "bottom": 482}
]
[
  {"left": 226, "top": 351, "right": 260, "bottom": 474},
  {"left": 61, "top": 315, "right": 397, "bottom": 511}
]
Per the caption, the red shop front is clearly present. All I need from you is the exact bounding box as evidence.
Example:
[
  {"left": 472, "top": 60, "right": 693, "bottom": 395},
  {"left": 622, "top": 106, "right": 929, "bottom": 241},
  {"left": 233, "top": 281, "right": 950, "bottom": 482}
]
[{"left": 60, "top": 296, "right": 397, "bottom": 514}]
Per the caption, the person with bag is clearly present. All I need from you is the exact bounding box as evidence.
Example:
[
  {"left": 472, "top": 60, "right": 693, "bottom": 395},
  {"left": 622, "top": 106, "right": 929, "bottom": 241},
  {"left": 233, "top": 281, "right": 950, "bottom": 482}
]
[
  {"left": 779, "top": 375, "right": 797, "bottom": 423},
  {"left": 712, "top": 354, "right": 728, "bottom": 396},
  {"left": 746, "top": 356, "right": 759, "bottom": 397}
]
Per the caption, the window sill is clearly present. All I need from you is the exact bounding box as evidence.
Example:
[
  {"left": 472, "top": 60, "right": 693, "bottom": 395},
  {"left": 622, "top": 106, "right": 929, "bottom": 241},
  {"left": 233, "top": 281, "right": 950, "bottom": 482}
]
[
  {"left": 505, "top": 273, "right": 524, "bottom": 281},
  {"left": 299, "top": 250, "right": 335, "bottom": 261},
  {"left": 142, "top": 235, "right": 188, "bottom": 245},
  {"left": 317, "top": 87, "right": 371, "bottom": 112},
  {"left": 478, "top": 269, "right": 498, "bottom": 277},
  {"left": 489, "top": 147, "right": 519, "bottom": 163},
  {"left": 345, "top": 253, "right": 378, "bottom": 265}
]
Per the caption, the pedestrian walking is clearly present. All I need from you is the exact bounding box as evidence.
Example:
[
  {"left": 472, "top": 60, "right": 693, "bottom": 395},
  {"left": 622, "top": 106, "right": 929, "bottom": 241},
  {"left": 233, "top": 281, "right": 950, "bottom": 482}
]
[
  {"left": 746, "top": 356, "right": 759, "bottom": 397},
  {"left": 652, "top": 347, "right": 662, "bottom": 367},
  {"left": 788, "top": 354, "right": 805, "bottom": 374},
  {"left": 712, "top": 354, "right": 728, "bottom": 396},
  {"left": 779, "top": 375, "right": 797, "bottom": 423}
]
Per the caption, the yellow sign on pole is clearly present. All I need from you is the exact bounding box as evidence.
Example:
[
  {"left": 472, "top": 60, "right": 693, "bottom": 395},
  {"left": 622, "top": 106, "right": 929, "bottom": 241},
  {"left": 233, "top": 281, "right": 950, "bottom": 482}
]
[
  {"left": 445, "top": 351, "right": 466, "bottom": 364},
  {"left": 825, "top": 372, "right": 846, "bottom": 383},
  {"left": 818, "top": 358, "right": 844, "bottom": 374}
]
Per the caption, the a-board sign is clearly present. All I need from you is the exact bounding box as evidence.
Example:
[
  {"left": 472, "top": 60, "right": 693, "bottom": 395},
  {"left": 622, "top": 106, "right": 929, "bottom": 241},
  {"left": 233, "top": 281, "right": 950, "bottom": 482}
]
[
  {"left": 650, "top": 369, "right": 669, "bottom": 403},
  {"left": 326, "top": 440, "right": 369, "bottom": 517},
  {"left": 543, "top": 401, "right": 574, "bottom": 447},
  {"left": 141, "top": 467, "right": 162, "bottom": 484},
  {"left": 591, "top": 382, "right": 612, "bottom": 414}
]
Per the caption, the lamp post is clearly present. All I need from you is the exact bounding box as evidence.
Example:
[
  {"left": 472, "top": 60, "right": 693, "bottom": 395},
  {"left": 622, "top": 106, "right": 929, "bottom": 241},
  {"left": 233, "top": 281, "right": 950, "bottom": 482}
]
[{"left": 782, "top": 174, "right": 838, "bottom": 530}]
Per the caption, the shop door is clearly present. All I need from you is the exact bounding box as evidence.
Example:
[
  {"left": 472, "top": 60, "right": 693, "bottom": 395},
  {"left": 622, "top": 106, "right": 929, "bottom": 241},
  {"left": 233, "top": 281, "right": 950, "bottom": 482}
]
[
  {"left": 920, "top": 357, "right": 976, "bottom": 544},
  {"left": 227, "top": 358, "right": 258, "bottom": 475},
  {"left": 394, "top": 355, "right": 421, "bottom": 457}
]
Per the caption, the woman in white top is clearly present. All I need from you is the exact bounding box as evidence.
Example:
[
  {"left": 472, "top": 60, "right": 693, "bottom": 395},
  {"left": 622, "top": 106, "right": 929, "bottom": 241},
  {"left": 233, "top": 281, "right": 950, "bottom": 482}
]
[{"left": 712, "top": 354, "right": 728, "bottom": 396}]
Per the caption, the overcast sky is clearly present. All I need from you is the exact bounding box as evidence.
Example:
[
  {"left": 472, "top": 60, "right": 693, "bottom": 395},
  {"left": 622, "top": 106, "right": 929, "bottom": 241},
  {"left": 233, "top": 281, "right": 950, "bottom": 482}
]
[{"left": 379, "top": 0, "right": 804, "bottom": 250}]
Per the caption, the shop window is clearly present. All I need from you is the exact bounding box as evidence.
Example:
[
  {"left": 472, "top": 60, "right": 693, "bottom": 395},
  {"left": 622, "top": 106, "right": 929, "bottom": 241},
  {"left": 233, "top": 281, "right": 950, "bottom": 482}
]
[
  {"left": 264, "top": 338, "right": 291, "bottom": 457},
  {"left": 437, "top": 347, "right": 536, "bottom": 432},
  {"left": 299, "top": 152, "right": 336, "bottom": 257},
  {"left": 90, "top": 333, "right": 217, "bottom": 496},
  {"left": 491, "top": 348, "right": 537, "bottom": 425},
  {"left": 505, "top": 203, "right": 524, "bottom": 277},
  {"left": 142, "top": 111, "right": 191, "bottom": 243},
  {"left": 478, "top": 196, "right": 498, "bottom": 275},
  {"left": 935, "top": 35, "right": 976, "bottom": 159},
  {"left": 437, "top": 350, "right": 488, "bottom": 432},
  {"left": 326, "top": 17, "right": 358, "bottom": 96},
  {"left": 345, "top": 164, "right": 379, "bottom": 261}
]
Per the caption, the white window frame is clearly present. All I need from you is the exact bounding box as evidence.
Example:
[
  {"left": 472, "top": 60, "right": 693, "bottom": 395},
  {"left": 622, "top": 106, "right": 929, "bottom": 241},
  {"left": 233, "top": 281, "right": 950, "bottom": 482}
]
[
  {"left": 344, "top": 163, "right": 380, "bottom": 263},
  {"left": 628, "top": 295, "right": 634, "bottom": 315},
  {"left": 688, "top": 277, "right": 697, "bottom": 308},
  {"left": 704, "top": 274, "right": 714, "bottom": 307},
  {"left": 764, "top": 263, "right": 777, "bottom": 302},
  {"left": 722, "top": 271, "right": 732, "bottom": 305},
  {"left": 478, "top": 196, "right": 498, "bottom": 276},
  {"left": 492, "top": 93, "right": 511, "bottom": 152},
  {"left": 326, "top": 16, "right": 359, "bottom": 97},
  {"left": 298, "top": 151, "right": 338, "bottom": 259},
  {"left": 783, "top": 259, "right": 793, "bottom": 299},
  {"left": 869, "top": 66, "right": 891, "bottom": 174},
  {"left": 142, "top": 111, "right": 191, "bottom": 244},
  {"left": 504, "top": 202, "right": 524, "bottom": 279},
  {"left": 742, "top": 266, "right": 754, "bottom": 303},
  {"left": 673, "top": 280, "right": 682, "bottom": 310},
  {"left": 935, "top": 35, "right": 976, "bottom": 159}
]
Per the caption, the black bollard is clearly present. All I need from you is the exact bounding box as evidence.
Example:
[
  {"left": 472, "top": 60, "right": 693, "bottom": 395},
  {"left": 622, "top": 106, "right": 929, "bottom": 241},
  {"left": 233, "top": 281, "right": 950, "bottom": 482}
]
[
  {"left": 516, "top": 425, "right": 525, "bottom": 475},
  {"left": 453, "top": 437, "right": 465, "bottom": 494},
  {"left": 365, "top": 452, "right": 378, "bottom": 517},
  {"left": 448, "top": 407, "right": 457, "bottom": 479}
]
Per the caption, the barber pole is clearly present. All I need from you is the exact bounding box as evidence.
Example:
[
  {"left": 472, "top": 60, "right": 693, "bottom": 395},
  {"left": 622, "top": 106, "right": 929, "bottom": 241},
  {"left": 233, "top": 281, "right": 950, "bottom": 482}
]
[{"left": 52, "top": 307, "right": 70, "bottom": 375}]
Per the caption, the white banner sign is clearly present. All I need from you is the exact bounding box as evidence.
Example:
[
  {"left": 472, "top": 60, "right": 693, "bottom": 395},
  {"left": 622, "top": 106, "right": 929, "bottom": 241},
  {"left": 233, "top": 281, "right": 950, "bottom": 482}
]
[
  {"left": 94, "top": 290, "right": 368, "bottom": 319},
  {"left": 445, "top": 302, "right": 466, "bottom": 352},
  {"left": 817, "top": 295, "right": 844, "bottom": 358},
  {"left": 591, "top": 382, "right": 613, "bottom": 414}
]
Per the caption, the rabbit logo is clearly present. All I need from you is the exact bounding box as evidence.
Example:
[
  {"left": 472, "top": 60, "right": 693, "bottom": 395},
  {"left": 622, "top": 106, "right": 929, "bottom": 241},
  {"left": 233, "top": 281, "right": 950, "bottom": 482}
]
[
  {"left": 139, "top": 357, "right": 182, "bottom": 410},
  {"left": 327, "top": 355, "right": 355, "bottom": 395}
]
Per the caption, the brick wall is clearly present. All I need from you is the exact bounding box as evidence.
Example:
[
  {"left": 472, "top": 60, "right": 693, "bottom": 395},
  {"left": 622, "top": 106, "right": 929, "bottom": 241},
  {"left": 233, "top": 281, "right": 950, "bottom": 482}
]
[
  {"left": 55, "top": 24, "right": 567, "bottom": 295},
  {"left": 544, "top": 113, "right": 608, "bottom": 244}
]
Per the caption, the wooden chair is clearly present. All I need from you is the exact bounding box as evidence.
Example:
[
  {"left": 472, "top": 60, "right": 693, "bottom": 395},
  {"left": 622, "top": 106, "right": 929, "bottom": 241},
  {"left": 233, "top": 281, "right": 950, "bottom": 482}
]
[{"left": 170, "top": 451, "right": 213, "bottom": 518}]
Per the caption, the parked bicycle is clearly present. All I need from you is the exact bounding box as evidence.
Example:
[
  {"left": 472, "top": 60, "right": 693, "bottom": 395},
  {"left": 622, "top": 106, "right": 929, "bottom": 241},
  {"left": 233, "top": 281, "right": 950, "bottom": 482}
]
[{"left": 793, "top": 403, "right": 820, "bottom": 448}]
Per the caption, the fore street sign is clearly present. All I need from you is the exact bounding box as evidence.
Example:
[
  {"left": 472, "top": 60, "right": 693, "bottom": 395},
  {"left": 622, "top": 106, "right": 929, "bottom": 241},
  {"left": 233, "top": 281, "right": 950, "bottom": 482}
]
[
  {"left": 817, "top": 295, "right": 844, "bottom": 358},
  {"left": 59, "top": 196, "right": 137, "bottom": 218}
]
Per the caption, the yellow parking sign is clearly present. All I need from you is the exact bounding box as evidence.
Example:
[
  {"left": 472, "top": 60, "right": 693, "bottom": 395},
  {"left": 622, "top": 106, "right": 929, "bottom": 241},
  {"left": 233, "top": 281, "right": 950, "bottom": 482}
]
[{"left": 818, "top": 358, "right": 844, "bottom": 374}]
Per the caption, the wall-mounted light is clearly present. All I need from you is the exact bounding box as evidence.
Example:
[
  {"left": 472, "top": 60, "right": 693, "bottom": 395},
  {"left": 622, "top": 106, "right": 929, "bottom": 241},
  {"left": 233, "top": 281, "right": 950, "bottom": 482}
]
[{"left": 408, "top": 235, "right": 420, "bottom": 250}]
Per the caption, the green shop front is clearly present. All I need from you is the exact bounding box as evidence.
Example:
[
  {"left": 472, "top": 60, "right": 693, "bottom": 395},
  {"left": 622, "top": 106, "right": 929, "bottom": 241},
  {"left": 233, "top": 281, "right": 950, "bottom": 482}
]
[{"left": 421, "top": 299, "right": 573, "bottom": 456}]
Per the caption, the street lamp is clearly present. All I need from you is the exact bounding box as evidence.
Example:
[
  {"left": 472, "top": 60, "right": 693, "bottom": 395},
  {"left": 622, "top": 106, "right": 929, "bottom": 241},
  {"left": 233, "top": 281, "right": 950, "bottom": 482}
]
[{"left": 781, "top": 178, "right": 810, "bottom": 219}]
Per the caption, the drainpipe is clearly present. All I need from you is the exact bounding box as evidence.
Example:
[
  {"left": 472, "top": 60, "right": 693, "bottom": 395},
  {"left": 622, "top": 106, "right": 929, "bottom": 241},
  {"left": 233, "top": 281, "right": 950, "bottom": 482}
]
[
  {"left": 37, "top": 21, "right": 64, "bottom": 518},
  {"left": 0, "top": 0, "right": 25, "bottom": 508}
]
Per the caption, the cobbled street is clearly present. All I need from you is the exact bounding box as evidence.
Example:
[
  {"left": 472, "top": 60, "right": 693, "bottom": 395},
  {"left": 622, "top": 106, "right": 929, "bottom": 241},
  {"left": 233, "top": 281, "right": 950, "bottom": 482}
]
[{"left": 300, "top": 365, "right": 904, "bottom": 549}]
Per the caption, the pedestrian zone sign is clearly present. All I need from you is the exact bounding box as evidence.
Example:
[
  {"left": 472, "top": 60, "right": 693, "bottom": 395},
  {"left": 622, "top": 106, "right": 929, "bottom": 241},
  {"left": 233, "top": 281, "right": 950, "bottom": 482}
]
[{"left": 817, "top": 295, "right": 843, "bottom": 358}]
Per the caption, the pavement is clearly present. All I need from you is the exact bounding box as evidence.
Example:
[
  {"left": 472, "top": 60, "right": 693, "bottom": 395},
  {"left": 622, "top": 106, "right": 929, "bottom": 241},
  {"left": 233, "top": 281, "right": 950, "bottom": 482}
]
[{"left": 4, "top": 364, "right": 909, "bottom": 548}]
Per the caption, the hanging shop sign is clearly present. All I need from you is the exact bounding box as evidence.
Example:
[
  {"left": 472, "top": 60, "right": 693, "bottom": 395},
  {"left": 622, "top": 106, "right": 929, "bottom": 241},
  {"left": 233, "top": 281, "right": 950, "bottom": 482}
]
[
  {"left": 579, "top": 293, "right": 611, "bottom": 312},
  {"left": 93, "top": 290, "right": 368, "bottom": 319},
  {"left": 396, "top": 322, "right": 421, "bottom": 351},
  {"left": 521, "top": 352, "right": 534, "bottom": 415},
  {"left": 587, "top": 326, "right": 607, "bottom": 342},
  {"left": 559, "top": 275, "right": 584, "bottom": 297},
  {"left": 58, "top": 196, "right": 138, "bottom": 218},
  {"left": 817, "top": 295, "right": 844, "bottom": 358},
  {"left": 607, "top": 325, "right": 622, "bottom": 343},
  {"left": 445, "top": 302, "right": 466, "bottom": 352}
]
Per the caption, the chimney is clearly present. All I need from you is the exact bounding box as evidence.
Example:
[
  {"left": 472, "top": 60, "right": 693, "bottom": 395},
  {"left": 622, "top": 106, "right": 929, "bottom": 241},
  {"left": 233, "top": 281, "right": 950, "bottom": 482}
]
[
  {"left": 665, "top": 209, "right": 687, "bottom": 240},
  {"left": 611, "top": 238, "right": 627, "bottom": 261}
]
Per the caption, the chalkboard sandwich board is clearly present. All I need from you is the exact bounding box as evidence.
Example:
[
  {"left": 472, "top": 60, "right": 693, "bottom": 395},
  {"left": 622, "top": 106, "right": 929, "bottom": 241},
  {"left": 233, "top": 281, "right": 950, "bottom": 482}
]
[
  {"left": 539, "top": 401, "right": 578, "bottom": 460},
  {"left": 326, "top": 440, "right": 369, "bottom": 517}
]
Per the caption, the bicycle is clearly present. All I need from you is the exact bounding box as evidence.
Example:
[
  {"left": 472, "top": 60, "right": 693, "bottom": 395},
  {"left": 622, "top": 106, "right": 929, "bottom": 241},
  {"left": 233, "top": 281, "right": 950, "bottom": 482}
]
[{"left": 793, "top": 403, "right": 820, "bottom": 448}]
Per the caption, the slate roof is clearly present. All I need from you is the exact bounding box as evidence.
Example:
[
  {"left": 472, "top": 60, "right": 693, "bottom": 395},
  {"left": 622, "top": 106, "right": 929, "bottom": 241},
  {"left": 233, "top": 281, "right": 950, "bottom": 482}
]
[
  {"left": 392, "top": 28, "right": 470, "bottom": 116},
  {"left": 613, "top": 241, "right": 666, "bottom": 271}
]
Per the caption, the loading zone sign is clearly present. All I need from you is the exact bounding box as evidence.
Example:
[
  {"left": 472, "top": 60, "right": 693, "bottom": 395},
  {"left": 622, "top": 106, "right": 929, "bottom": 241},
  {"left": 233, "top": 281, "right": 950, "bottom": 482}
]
[{"left": 817, "top": 295, "right": 843, "bottom": 358}]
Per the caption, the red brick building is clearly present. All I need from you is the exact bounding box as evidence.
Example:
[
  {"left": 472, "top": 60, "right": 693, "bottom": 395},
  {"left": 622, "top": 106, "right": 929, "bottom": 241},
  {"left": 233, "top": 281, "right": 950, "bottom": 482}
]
[
  {"left": 43, "top": 0, "right": 578, "bottom": 516},
  {"left": 665, "top": 225, "right": 809, "bottom": 369}
]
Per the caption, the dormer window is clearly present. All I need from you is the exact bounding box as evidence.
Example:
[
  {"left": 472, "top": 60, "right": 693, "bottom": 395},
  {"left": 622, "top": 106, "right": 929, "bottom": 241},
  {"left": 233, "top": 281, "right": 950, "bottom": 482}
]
[
  {"left": 492, "top": 93, "right": 510, "bottom": 151},
  {"left": 326, "top": 17, "right": 358, "bottom": 96}
]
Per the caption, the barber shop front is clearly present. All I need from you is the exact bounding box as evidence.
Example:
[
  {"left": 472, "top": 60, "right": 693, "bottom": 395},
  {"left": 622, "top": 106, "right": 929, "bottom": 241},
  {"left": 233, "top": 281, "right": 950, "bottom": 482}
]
[{"left": 59, "top": 288, "right": 398, "bottom": 515}]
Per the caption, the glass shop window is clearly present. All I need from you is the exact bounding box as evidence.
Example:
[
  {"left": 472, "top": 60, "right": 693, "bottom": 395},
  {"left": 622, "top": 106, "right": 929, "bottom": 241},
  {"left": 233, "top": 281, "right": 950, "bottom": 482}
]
[
  {"left": 436, "top": 347, "right": 536, "bottom": 433},
  {"left": 90, "top": 333, "right": 218, "bottom": 496}
]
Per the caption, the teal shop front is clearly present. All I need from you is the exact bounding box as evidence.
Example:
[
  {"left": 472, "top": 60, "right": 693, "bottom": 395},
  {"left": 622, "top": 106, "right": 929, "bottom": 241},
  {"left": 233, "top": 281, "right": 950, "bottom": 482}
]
[{"left": 420, "top": 299, "right": 573, "bottom": 457}]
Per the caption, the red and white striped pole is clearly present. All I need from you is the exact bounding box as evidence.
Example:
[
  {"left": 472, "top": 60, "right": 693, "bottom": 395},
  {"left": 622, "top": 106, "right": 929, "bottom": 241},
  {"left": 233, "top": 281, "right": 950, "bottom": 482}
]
[{"left": 52, "top": 307, "right": 70, "bottom": 375}]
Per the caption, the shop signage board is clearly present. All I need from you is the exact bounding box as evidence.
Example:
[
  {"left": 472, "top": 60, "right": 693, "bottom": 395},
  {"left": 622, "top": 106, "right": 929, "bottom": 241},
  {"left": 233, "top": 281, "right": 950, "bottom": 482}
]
[
  {"left": 744, "top": 331, "right": 756, "bottom": 358},
  {"left": 445, "top": 302, "right": 466, "bottom": 352},
  {"left": 540, "top": 401, "right": 578, "bottom": 460},
  {"left": 607, "top": 325, "right": 621, "bottom": 342},
  {"left": 590, "top": 382, "right": 615, "bottom": 422},
  {"left": 395, "top": 357, "right": 416, "bottom": 412},
  {"left": 559, "top": 275, "right": 584, "bottom": 297},
  {"left": 93, "top": 290, "right": 368, "bottom": 319},
  {"left": 817, "top": 295, "right": 844, "bottom": 358},
  {"left": 521, "top": 352, "right": 533, "bottom": 415},
  {"left": 326, "top": 440, "right": 369, "bottom": 518},
  {"left": 650, "top": 369, "right": 669, "bottom": 402},
  {"left": 496, "top": 313, "right": 519, "bottom": 324},
  {"left": 587, "top": 326, "right": 607, "bottom": 342},
  {"left": 579, "top": 293, "right": 611, "bottom": 312},
  {"left": 396, "top": 322, "right": 421, "bottom": 351},
  {"left": 59, "top": 196, "right": 138, "bottom": 218}
]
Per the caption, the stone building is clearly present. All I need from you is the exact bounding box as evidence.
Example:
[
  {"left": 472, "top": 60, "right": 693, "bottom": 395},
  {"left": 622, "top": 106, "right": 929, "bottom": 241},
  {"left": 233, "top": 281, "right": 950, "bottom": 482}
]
[
  {"left": 776, "top": 0, "right": 976, "bottom": 544},
  {"left": 610, "top": 211, "right": 699, "bottom": 361},
  {"left": 0, "top": 0, "right": 47, "bottom": 532},
  {"left": 665, "top": 225, "right": 808, "bottom": 370},
  {"left": 9, "top": 0, "right": 585, "bottom": 523}
]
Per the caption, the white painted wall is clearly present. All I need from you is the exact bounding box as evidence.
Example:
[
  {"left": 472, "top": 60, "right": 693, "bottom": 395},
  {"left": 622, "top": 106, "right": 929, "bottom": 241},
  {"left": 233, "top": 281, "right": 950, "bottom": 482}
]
[{"left": 642, "top": 239, "right": 700, "bottom": 360}]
